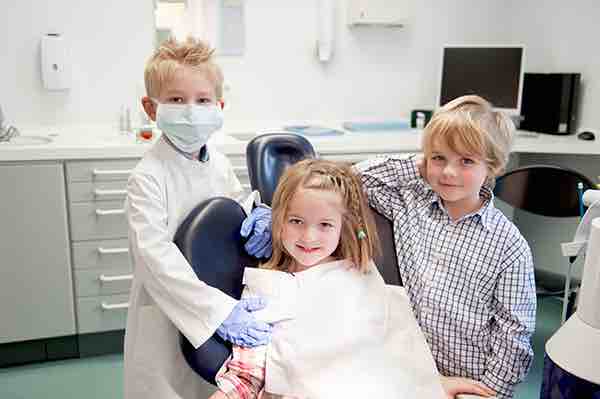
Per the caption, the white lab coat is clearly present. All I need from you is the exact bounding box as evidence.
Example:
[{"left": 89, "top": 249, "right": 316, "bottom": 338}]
[
  {"left": 242, "top": 260, "right": 446, "bottom": 398},
  {"left": 123, "top": 137, "right": 244, "bottom": 399}
]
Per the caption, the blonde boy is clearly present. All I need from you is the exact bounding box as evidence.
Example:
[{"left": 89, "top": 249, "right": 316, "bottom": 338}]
[
  {"left": 124, "top": 37, "right": 271, "bottom": 399},
  {"left": 354, "top": 95, "right": 536, "bottom": 398}
]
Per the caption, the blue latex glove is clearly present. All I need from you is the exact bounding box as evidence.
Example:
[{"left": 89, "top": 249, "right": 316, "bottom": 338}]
[
  {"left": 216, "top": 297, "right": 272, "bottom": 347},
  {"left": 240, "top": 206, "right": 273, "bottom": 258}
]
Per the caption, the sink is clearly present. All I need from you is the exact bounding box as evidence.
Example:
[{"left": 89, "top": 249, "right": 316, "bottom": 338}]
[{"left": 0, "top": 135, "right": 53, "bottom": 145}]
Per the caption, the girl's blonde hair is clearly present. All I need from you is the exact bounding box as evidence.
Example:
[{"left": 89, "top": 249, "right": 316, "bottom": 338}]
[
  {"left": 422, "top": 95, "right": 515, "bottom": 187},
  {"left": 263, "top": 159, "right": 380, "bottom": 274},
  {"left": 144, "top": 37, "right": 224, "bottom": 100}
]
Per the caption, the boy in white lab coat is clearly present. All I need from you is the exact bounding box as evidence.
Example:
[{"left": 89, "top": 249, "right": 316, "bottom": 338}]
[{"left": 123, "top": 37, "right": 271, "bottom": 399}]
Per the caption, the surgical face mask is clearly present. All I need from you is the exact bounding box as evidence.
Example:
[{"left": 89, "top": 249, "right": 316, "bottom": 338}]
[{"left": 154, "top": 100, "right": 224, "bottom": 154}]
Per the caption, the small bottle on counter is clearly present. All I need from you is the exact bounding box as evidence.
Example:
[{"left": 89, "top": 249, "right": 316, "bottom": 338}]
[
  {"left": 136, "top": 111, "right": 155, "bottom": 143},
  {"left": 137, "top": 125, "right": 154, "bottom": 142}
]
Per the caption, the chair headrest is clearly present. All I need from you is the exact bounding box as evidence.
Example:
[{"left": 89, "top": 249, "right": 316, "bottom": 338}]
[{"left": 246, "top": 133, "right": 317, "bottom": 206}]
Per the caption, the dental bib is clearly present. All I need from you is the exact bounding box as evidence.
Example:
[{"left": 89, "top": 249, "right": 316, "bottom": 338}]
[{"left": 242, "top": 259, "right": 445, "bottom": 398}]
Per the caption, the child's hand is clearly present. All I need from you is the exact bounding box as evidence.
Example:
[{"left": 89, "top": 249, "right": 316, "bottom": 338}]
[
  {"left": 240, "top": 205, "right": 273, "bottom": 259},
  {"left": 216, "top": 297, "right": 273, "bottom": 347},
  {"left": 439, "top": 376, "right": 496, "bottom": 399}
]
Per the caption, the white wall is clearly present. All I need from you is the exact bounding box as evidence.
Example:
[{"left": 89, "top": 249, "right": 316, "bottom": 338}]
[
  {"left": 1, "top": 1, "right": 598, "bottom": 132},
  {"left": 507, "top": 0, "right": 600, "bottom": 132},
  {"left": 1, "top": 0, "right": 517, "bottom": 131},
  {"left": 0, "top": 0, "right": 155, "bottom": 128},
  {"left": 219, "top": 1, "right": 512, "bottom": 123}
]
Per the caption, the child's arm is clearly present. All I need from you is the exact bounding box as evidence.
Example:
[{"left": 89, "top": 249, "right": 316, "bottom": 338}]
[
  {"left": 353, "top": 154, "right": 422, "bottom": 220},
  {"left": 126, "top": 172, "right": 238, "bottom": 348},
  {"left": 481, "top": 235, "right": 536, "bottom": 398}
]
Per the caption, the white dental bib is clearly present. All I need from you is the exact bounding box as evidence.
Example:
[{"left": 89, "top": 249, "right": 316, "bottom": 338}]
[{"left": 242, "top": 259, "right": 445, "bottom": 398}]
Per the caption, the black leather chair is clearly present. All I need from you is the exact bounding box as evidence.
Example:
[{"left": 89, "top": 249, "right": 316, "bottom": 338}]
[
  {"left": 246, "top": 133, "right": 402, "bottom": 286},
  {"left": 174, "top": 197, "right": 258, "bottom": 384},
  {"left": 494, "top": 164, "right": 595, "bottom": 320},
  {"left": 246, "top": 133, "right": 317, "bottom": 205}
]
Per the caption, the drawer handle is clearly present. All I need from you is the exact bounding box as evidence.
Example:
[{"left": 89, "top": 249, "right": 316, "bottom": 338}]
[
  {"left": 101, "top": 301, "right": 129, "bottom": 311},
  {"left": 93, "top": 169, "right": 133, "bottom": 177},
  {"left": 97, "top": 247, "right": 129, "bottom": 255},
  {"left": 95, "top": 208, "right": 125, "bottom": 216},
  {"left": 94, "top": 189, "right": 127, "bottom": 197},
  {"left": 99, "top": 273, "right": 133, "bottom": 283}
]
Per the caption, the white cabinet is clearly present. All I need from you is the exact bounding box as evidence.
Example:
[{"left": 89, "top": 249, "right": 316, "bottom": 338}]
[
  {"left": 66, "top": 159, "right": 139, "bottom": 334},
  {"left": 0, "top": 162, "right": 75, "bottom": 344}
]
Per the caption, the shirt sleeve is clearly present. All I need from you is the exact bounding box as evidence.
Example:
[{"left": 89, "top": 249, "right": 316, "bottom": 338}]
[
  {"left": 482, "top": 235, "right": 536, "bottom": 398},
  {"left": 352, "top": 154, "right": 421, "bottom": 220},
  {"left": 126, "top": 172, "right": 237, "bottom": 349}
]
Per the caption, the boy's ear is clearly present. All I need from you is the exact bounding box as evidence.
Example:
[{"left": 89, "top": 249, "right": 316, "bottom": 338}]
[
  {"left": 141, "top": 96, "right": 157, "bottom": 121},
  {"left": 218, "top": 99, "right": 225, "bottom": 110}
]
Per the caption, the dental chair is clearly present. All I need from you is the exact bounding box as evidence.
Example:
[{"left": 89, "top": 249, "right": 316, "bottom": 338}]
[
  {"left": 174, "top": 196, "right": 258, "bottom": 384},
  {"left": 174, "top": 133, "right": 402, "bottom": 384}
]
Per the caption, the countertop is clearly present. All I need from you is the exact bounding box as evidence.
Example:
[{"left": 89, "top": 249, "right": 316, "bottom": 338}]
[{"left": 1, "top": 122, "right": 599, "bottom": 162}]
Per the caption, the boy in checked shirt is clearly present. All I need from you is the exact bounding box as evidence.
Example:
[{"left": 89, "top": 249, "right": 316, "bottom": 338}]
[{"left": 354, "top": 95, "right": 536, "bottom": 398}]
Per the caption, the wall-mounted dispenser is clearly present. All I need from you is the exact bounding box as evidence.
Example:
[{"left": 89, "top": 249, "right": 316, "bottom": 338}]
[
  {"left": 316, "top": 0, "right": 334, "bottom": 62},
  {"left": 347, "top": 0, "right": 410, "bottom": 27},
  {"left": 41, "top": 33, "right": 71, "bottom": 91}
]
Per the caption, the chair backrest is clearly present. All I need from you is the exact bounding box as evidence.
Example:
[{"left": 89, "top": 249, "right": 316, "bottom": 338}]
[
  {"left": 246, "top": 133, "right": 317, "bottom": 206},
  {"left": 246, "top": 133, "right": 402, "bottom": 285},
  {"left": 174, "top": 197, "right": 258, "bottom": 384},
  {"left": 494, "top": 165, "right": 595, "bottom": 217}
]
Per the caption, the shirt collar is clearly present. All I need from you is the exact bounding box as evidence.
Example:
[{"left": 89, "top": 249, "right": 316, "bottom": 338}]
[{"left": 421, "top": 180, "right": 495, "bottom": 230}]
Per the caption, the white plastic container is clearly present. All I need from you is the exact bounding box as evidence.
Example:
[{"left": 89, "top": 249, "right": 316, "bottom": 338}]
[{"left": 41, "top": 33, "right": 71, "bottom": 91}]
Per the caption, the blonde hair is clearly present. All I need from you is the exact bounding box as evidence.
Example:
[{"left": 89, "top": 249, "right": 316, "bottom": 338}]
[
  {"left": 422, "top": 95, "right": 515, "bottom": 187},
  {"left": 144, "top": 37, "right": 224, "bottom": 100},
  {"left": 263, "top": 159, "right": 380, "bottom": 274}
]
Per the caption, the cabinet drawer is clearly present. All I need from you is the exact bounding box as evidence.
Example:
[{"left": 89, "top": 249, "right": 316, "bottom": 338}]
[
  {"left": 72, "top": 239, "right": 130, "bottom": 269},
  {"left": 69, "top": 200, "right": 128, "bottom": 241},
  {"left": 74, "top": 267, "right": 133, "bottom": 297},
  {"left": 68, "top": 180, "right": 128, "bottom": 203},
  {"left": 76, "top": 294, "right": 129, "bottom": 334},
  {"left": 66, "top": 159, "right": 139, "bottom": 182}
]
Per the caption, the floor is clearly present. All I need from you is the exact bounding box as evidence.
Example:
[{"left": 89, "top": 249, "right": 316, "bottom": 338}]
[{"left": 0, "top": 298, "right": 562, "bottom": 399}]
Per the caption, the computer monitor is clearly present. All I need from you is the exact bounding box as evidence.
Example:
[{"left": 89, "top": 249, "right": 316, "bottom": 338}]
[{"left": 439, "top": 45, "right": 525, "bottom": 115}]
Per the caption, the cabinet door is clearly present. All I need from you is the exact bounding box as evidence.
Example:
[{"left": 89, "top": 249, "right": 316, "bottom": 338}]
[{"left": 0, "top": 163, "right": 75, "bottom": 343}]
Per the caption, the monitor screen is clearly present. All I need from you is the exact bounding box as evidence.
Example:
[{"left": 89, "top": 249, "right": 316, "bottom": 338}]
[{"left": 439, "top": 46, "right": 524, "bottom": 113}]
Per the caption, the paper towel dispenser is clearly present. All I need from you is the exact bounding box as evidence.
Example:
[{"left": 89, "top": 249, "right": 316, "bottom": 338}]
[{"left": 41, "top": 33, "right": 71, "bottom": 91}]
